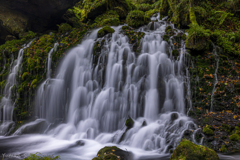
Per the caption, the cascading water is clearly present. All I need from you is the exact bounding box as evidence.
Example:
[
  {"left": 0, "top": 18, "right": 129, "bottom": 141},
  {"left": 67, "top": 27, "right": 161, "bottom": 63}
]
[
  {"left": 0, "top": 40, "right": 33, "bottom": 135},
  {"left": 0, "top": 17, "right": 199, "bottom": 160},
  {"left": 210, "top": 44, "right": 219, "bottom": 112}
]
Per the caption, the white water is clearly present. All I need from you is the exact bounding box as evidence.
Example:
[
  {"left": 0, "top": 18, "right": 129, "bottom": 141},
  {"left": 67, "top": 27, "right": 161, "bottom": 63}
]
[
  {"left": 0, "top": 40, "right": 33, "bottom": 135},
  {"left": 0, "top": 17, "right": 199, "bottom": 159},
  {"left": 211, "top": 44, "right": 219, "bottom": 112}
]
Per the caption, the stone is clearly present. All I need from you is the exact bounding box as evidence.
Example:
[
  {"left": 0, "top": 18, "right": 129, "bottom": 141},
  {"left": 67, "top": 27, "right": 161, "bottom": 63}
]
[{"left": 170, "top": 139, "right": 219, "bottom": 160}]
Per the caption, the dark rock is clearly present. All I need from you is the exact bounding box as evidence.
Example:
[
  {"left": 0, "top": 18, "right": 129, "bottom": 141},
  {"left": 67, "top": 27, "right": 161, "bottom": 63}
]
[
  {"left": 170, "top": 113, "right": 179, "bottom": 122},
  {"left": 15, "top": 119, "right": 48, "bottom": 135},
  {"left": 92, "top": 146, "right": 133, "bottom": 160},
  {"left": 125, "top": 117, "right": 134, "bottom": 129},
  {"left": 142, "top": 120, "right": 147, "bottom": 127}
]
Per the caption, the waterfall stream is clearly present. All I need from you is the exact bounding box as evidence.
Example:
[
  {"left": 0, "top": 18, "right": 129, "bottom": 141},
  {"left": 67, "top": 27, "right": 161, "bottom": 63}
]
[
  {"left": 0, "top": 40, "right": 33, "bottom": 135},
  {"left": 0, "top": 17, "right": 199, "bottom": 160},
  {"left": 210, "top": 45, "right": 219, "bottom": 112}
]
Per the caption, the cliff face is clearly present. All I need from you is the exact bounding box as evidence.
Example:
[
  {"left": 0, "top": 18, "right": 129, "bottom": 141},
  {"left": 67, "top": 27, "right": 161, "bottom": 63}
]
[{"left": 0, "top": 0, "right": 79, "bottom": 44}]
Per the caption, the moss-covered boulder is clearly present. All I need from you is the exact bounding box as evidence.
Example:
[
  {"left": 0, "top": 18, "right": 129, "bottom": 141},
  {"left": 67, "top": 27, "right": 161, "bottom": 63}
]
[
  {"left": 170, "top": 139, "right": 219, "bottom": 160},
  {"left": 67, "top": 0, "right": 133, "bottom": 23},
  {"left": 126, "top": 10, "right": 149, "bottom": 28},
  {"left": 125, "top": 117, "right": 134, "bottom": 129},
  {"left": 229, "top": 133, "right": 240, "bottom": 141},
  {"left": 58, "top": 23, "right": 73, "bottom": 33},
  {"left": 97, "top": 26, "right": 115, "bottom": 38},
  {"left": 186, "top": 24, "right": 211, "bottom": 52},
  {"left": 92, "top": 146, "right": 133, "bottom": 160},
  {"left": 203, "top": 125, "right": 214, "bottom": 136}
]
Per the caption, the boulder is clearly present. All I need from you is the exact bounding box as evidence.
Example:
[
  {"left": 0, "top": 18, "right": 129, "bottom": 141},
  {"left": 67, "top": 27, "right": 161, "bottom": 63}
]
[
  {"left": 92, "top": 146, "right": 133, "bottom": 160},
  {"left": 126, "top": 10, "right": 148, "bottom": 28},
  {"left": 97, "top": 26, "right": 115, "bottom": 38},
  {"left": 170, "top": 139, "right": 219, "bottom": 160}
]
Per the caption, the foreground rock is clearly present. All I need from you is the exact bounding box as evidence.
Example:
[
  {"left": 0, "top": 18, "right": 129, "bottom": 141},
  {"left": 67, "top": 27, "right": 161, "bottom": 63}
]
[
  {"left": 92, "top": 146, "right": 133, "bottom": 160},
  {"left": 170, "top": 139, "right": 219, "bottom": 160}
]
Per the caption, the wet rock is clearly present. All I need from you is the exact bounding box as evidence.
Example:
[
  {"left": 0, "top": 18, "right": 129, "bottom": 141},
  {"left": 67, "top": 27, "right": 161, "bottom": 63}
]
[
  {"left": 170, "top": 113, "right": 179, "bottom": 122},
  {"left": 170, "top": 139, "right": 219, "bottom": 160},
  {"left": 142, "top": 120, "right": 147, "bottom": 127},
  {"left": 15, "top": 119, "right": 48, "bottom": 135},
  {"left": 97, "top": 26, "right": 115, "bottom": 38},
  {"left": 92, "top": 146, "right": 133, "bottom": 160}
]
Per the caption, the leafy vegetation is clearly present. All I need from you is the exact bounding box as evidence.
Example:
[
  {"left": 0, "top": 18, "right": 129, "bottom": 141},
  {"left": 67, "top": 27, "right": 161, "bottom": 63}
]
[
  {"left": 126, "top": 10, "right": 148, "bottom": 28},
  {"left": 170, "top": 139, "right": 219, "bottom": 160},
  {"left": 23, "top": 153, "right": 59, "bottom": 160}
]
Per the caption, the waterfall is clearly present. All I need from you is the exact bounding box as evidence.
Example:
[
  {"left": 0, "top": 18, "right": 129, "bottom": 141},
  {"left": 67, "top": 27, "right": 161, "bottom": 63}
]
[
  {"left": 210, "top": 44, "right": 219, "bottom": 112},
  {"left": 0, "top": 40, "right": 33, "bottom": 135},
  {"left": 0, "top": 16, "right": 198, "bottom": 159}
]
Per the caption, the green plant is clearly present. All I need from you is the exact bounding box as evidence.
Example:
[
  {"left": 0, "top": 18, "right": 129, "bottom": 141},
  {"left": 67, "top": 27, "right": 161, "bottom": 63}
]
[
  {"left": 24, "top": 153, "right": 60, "bottom": 160},
  {"left": 220, "top": 145, "right": 227, "bottom": 152},
  {"left": 229, "top": 133, "right": 240, "bottom": 141},
  {"left": 186, "top": 24, "right": 211, "bottom": 52}
]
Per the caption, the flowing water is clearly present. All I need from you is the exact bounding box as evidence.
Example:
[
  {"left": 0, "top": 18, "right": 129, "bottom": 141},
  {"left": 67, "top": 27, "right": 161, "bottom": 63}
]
[
  {"left": 0, "top": 17, "right": 200, "bottom": 159},
  {"left": 210, "top": 44, "right": 220, "bottom": 112},
  {"left": 0, "top": 40, "right": 33, "bottom": 135}
]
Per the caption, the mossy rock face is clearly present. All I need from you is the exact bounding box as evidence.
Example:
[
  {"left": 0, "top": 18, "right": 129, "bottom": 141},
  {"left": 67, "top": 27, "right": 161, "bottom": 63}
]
[
  {"left": 92, "top": 146, "right": 133, "bottom": 160},
  {"left": 0, "top": 6, "right": 28, "bottom": 36},
  {"left": 170, "top": 139, "right": 219, "bottom": 160},
  {"left": 97, "top": 26, "right": 115, "bottom": 38},
  {"left": 186, "top": 24, "right": 211, "bottom": 52},
  {"left": 67, "top": 0, "right": 132, "bottom": 23},
  {"left": 126, "top": 10, "right": 148, "bottom": 28}
]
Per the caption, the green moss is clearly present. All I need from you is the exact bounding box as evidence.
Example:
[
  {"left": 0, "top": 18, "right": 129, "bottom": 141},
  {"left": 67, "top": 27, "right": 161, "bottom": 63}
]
[
  {"left": 103, "top": 154, "right": 118, "bottom": 160},
  {"left": 125, "top": 117, "right": 134, "bottom": 129},
  {"left": 30, "top": 79, "right": 38, "bottom": 89},
  {"left": 221, "top": 124, "right": 231, "bottom": 133},
  {"left": 220, "top": 145, "right": 227, "bottom": 152},
  {"left": 97, "top": 26, "right": 115, "bottom": 38},
  {"left": 186, "top": 24, "right": 211, "bottom": 52},
  {"left": 159, "top": 0, "right": 169, "bottom": 18},
  {"left": 229, "top": 133, "right": 240, "bottom": 141},
  {"left": 126, "top": 10, "right": 148, "bottom": 28},
  {"left": 58, "top": 23, "right": 72, "bottom": 33},
  {"left": 93, "top": 146, "right": 131, "bottom": 160},
  {"left": 170, "top": 139, "right": 219, "bottom": 160},
  {"left": 189, "top": 0, "right": 198, "bottom": 26},
  {"left": 203, "top": 125, "right": 214, "bottom": 136}
]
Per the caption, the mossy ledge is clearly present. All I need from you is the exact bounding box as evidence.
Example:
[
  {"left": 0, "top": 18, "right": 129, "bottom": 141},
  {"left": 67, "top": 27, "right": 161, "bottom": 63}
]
[{"left": 170, "top": 139, "right": 219, "bottom": 160}]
